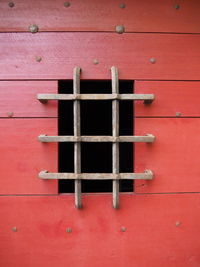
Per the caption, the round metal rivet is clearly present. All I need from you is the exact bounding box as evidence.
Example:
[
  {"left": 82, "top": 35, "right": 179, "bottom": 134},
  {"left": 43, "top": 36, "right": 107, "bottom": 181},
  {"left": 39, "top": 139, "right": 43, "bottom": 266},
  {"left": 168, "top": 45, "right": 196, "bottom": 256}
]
[
  {"left": 8, "top": 2, "right": 15, "bottom": 7},
  {"left": 175, "top": 221, "right": 181, "bottom": 227},
  {"left": 174, "top": 4, "right": 180, "bottom": 10},
  {"left": 7, "top": 112, "right": 14, "bottom": 117},
  {"left": 121, "top": 226, "right": 126, "bottom": 232},
  {"left": 93, "top": 59, "right": 99, "bottom": 65},
  {"left": 12, "top": 227, "right": 17, "bottom": 232},
  {"left": 176, "top": 112, "right": 181, "bottom": 117},
  {"left": 29, "top": 24, "right": 39, "bottom": 33},
  {"left": 35, "top": 56, "right": 42, "bottom": 62},
  {"left": 119, "top": 3, "right": 126, "bottom": 9},
  {"left": 150, "top": 58, "right": 156, "bottom": 64},
  {"left": 64, "top": 2, "right": 70, "bottom": 7},
  {"left": 115, "top": 25, "right": 125, "bottom": 34},
  {"left": 66, "top": 227, "right": 72, "bottom": 233}
]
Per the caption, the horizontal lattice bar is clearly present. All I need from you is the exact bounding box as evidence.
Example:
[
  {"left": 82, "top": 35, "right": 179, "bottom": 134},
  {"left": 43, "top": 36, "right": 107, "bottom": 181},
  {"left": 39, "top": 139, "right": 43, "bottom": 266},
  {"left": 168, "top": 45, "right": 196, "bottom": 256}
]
[
  {"left": 38, "top": 134, "right": 155, "bottom": 143},
  {"left": 37, "top": 93, "right": 155, "bottom": 102},
  {"left": 39, "top": 170, "right": 153, "bottom": 180}
]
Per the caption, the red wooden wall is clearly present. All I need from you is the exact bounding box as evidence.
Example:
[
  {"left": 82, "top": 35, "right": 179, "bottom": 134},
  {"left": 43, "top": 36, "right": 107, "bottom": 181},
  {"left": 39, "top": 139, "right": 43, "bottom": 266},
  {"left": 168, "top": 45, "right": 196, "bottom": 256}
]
[{"left": 0, "top": 1, "right": 200, "bottom": 266}]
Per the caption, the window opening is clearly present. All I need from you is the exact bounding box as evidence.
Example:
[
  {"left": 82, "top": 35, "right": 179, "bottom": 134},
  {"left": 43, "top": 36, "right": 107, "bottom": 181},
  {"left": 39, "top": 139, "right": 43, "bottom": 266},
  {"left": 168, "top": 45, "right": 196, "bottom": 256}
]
[{"left": 58, "top": 80, "right": 134, "bottom": 193}]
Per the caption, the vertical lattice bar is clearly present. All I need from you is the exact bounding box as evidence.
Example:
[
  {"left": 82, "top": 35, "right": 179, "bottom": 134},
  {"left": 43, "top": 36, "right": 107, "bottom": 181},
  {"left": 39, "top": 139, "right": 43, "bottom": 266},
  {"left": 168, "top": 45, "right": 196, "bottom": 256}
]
[
  {"left": 111, "top": 66, "right": 120, "bottom": 209},
  {"left": 73, "top": 67, "right": 82, "bottom": 209}
]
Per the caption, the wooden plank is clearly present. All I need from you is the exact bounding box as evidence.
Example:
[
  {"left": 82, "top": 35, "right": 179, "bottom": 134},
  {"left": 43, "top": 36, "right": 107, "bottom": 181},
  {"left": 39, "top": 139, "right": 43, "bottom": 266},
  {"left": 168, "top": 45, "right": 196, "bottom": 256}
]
[
  {"left": 0, "top": 81, "right": 57, "bottom": 117},
  {"left": 0, "top": 119, "right": 57, "bottom": 194},
  {"left": 0, "top": 194, "right": 200, "bottom": 266},
  {"left": 135, "top": 118, "right": 200, "bottom": 193},
  {"left": 0, "top": 33, "right": 200, "bottom": 80},
  {"left": 1, "top": 0, "right": 200, "bottom": 33},
  {"left": 135, "top": 81, "right": 200, "bottom": 117}
]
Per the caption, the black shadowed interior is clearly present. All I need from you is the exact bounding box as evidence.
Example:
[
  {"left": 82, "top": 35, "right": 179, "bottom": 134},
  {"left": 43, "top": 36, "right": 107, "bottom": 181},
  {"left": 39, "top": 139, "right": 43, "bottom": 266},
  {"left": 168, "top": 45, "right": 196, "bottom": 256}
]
[{"left": 58, "top": 80, "right": 134, "bottom": 193}]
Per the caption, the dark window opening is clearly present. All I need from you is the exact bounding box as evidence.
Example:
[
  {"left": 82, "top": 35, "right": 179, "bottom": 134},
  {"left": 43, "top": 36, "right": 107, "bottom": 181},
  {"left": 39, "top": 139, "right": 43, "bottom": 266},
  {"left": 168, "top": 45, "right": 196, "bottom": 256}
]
[
  {"left": 58, "top": 80, "right": 134, "bottom": 193},
  {"left": 81, "top": 100, "right": 112, "bottom": 136}
]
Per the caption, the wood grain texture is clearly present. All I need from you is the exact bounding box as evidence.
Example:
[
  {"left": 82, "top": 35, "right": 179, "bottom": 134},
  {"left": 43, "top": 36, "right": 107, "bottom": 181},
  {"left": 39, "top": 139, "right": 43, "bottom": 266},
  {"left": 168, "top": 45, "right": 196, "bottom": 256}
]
[
  {"left": 0, "top": 0, "right": 200, "bottom": 33},
  {"left": 1, "top": 32, "right": 200, "bottom": 80},
  {"left": 135, "top": 118, "right": 200, "bottom": 193},
  {"left": 0, "top": 194, "right": 200, "bottom": 267},
  {"left": 0, "top": 119, "right": 57, "bottom": 194},
  {"left": 135, "top": 81, "right": 200, "bottom": 117},
  {"left": 0, "top": 81, "right": 57, "bottom": 117}
]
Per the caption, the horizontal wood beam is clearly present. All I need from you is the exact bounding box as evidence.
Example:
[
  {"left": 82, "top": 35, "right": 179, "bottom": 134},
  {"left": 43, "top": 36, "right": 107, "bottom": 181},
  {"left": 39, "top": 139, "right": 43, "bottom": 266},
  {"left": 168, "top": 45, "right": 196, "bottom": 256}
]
[
  {"left": 1, "top": 33, "right": 200, "bottom": 80},
  {"left": 1, "top": 0, "right": 200, "bottom": 33}
]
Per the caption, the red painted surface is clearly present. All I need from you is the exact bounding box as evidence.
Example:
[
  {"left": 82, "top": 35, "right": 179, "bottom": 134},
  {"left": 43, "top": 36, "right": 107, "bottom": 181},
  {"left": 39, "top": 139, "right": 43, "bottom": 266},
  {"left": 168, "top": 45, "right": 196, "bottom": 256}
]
[
  {"left": 1, "top": 0, "right": 200, "bottom": 265},
  {"left": 0, "top": 119, "right": 57, "bottom": 194},
  {"left": 0, "top": 81, "right": 57, "bottom": 117},
  {"left": 0, "top": 194, "right": 200, "bottom": 267},
  {"left": 135, "top": 81, "right": 200, "bottom": 117},
  {"left": 0, "top": 33, "right": 200, "bottom": 80},
  {"left": 135, "top": 118, "right": 200, "bottom": 193},
  {"left": 0, "top": 0, "right": 200, "bottom": 33}
]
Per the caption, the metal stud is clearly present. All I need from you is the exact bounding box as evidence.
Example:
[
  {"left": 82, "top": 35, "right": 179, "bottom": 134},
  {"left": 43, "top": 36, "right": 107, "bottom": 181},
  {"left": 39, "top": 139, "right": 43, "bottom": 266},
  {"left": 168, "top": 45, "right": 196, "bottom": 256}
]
[
  {"left": 174, "top": 4, "right": 180, "bottom": 10},
  {"left": 7, "top": 112, "right": 14, "bottom": 117},
  {"left": 93, "top": 59, "right": 99, "bottom": 65},
  {"left": 150, "top": 58, "right": 156, "bottom": 64},
  {"left": 175, "top": 221, "right": 181, "bottom": 227},
  {"left": 35, "top": 56, "right": 42, "bottom": 62},
  {"left": 119, "top": 3, "right": 126, "bottom": 9},
  {"left": 115, "top": 25, "right": 125, "bottom": 34},
  {"left": 176, "top": 112, "right": 181, "bottom": 117},
  {"left": 64, "top": 2, "right": 70, "bottom": 7},
  {"left": 8, "top": 2, "right": 15, "bottom": 7},
  {"left": 121, "top": 226, "right": 127, "bottom": 232},
  {"left": 29, "top": 24, "right": 39, "bottom": 33},
  {"left": 12, "top": 227, "right": 17, "bottom": 232},
  {"left": 66, "top": 227, "right": 72, "bottom": 233}
]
